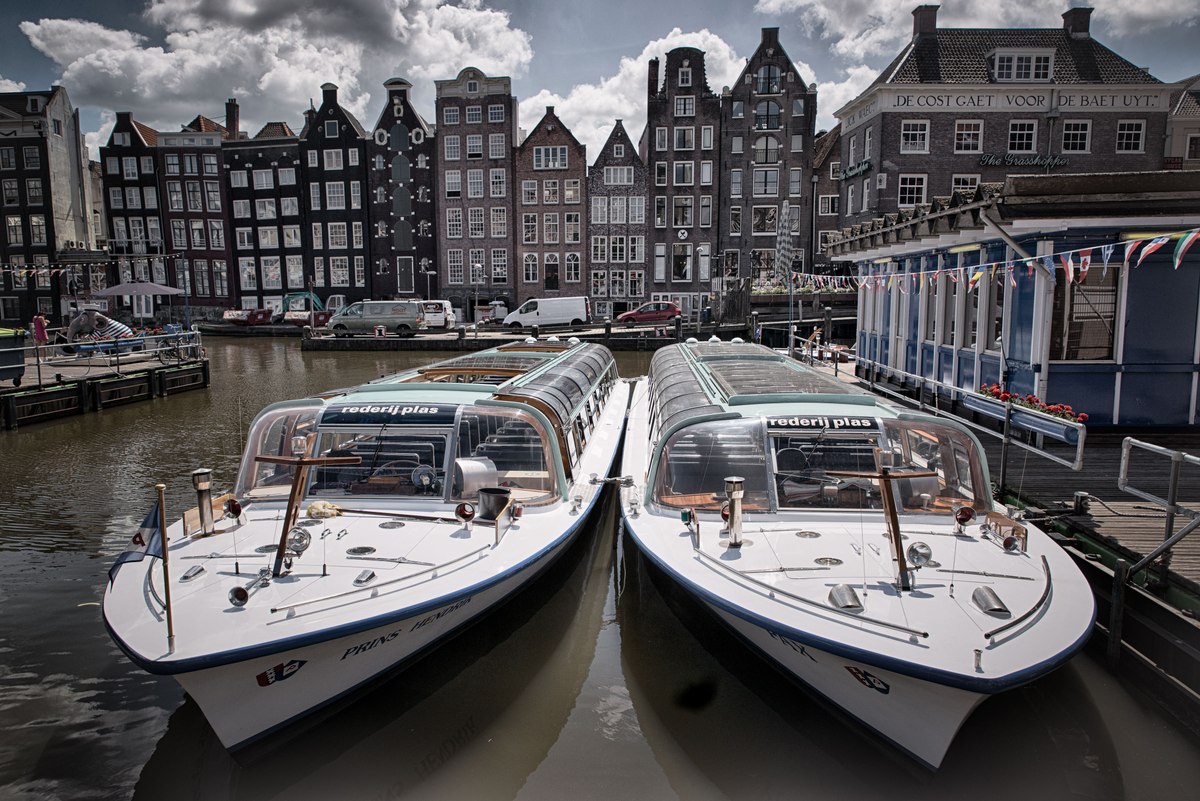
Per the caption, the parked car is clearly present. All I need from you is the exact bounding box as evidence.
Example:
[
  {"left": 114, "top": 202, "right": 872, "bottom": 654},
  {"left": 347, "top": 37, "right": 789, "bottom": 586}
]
[
  {"left": 616, "top": 301, "right": 682, "bottom": 326},
  {"left": 327, "top": 300, "right": 426, "bottom": 337}
]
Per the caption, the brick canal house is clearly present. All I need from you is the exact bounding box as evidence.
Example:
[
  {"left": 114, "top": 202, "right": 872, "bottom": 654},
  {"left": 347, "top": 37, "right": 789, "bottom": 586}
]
[
  {"left": 513, "top": 106, "right": 588, "bottom": 313},
  {"left": 435, "top": 68, "right": 519, "bottom": 322},
  {"left": 719, "top": 26, "right": 818, "bottom": 317},
  {"left": 223, "top": 115, "right": 304, "bottom": 313},
  {"left": 298, "top": 84, "right": 373, "bottom": 309},
  {"left": 641, "top": 47, "right": 723, "bottom": 321},
  {"left": 834, "top": 6, "right": 1171, "bottom": 229},
  {"left": 587, "top": 120, "right": 650, "bottom": 320},
  {"left": 1, "top": 86, "right": 96, "bottom": 326},
  {"left": 367, "top": 78, "right": 437, "bottom": 301},
  {"left": 809, "top": 125, "right": 842, "bottom": 274}
]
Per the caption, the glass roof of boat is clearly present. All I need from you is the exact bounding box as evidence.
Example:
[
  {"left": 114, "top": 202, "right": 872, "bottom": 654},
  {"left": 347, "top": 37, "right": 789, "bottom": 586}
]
[
  {"left": 705, "top": 359, "right": 858, "bottom": 397},
  {"left": 499, "top": 343, "right": 615, "bottom": 427}
]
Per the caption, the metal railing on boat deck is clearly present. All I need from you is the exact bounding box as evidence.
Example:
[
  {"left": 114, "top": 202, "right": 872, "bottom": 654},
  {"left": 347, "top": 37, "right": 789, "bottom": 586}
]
[
  {"left": 1108, "top": 438, "right": 1200, "bottom": 666},
  {"left": 854, "top": 360, "right": 1087, "bottom": 486}
]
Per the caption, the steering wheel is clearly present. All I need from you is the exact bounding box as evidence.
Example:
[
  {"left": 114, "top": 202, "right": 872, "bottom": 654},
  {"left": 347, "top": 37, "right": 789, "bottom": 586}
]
[{"left": 371, "top": 461, "right": 418, "bottom": 481}]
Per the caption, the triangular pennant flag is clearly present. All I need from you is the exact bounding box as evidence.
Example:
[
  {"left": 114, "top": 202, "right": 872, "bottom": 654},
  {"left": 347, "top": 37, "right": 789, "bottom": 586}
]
[
  {"left": 1025, "top": 258, "right": 1035, "bottom": 277},
  {"left": 1060, "top": 252, "right": 1075, "bottom": 284},
  {"left": 949, "top": 268, "right": 959, "bottom": 283},
  {"left": 1042, "top": 255, "right": 1056, "bottom": 286},
  {"left": 1173, "top": 229, "right": 1200, "bottom": 270},
  {"left": 968, "top": 270, "right": 983, "bottom": 291},
  {"left": 1008, "top": 266, "right": 1017, "bottom": 288},
  {"left": 1136, "top": 236, "right": 1171, "bottom": 268},
  {"left": 1124, "top": 239, "right": 1143, "bottom": 269},
  {"left": 1100, "top": 243, "right": 1115, "bottom": 279},
  {"left": 1078, "top": 249, "right": 1092, "bottom": 282}
]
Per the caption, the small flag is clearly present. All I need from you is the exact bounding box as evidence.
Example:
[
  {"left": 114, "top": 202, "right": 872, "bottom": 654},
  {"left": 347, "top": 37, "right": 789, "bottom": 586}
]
[
  {"left": 1060, "top": 252, "right": 1075, "bottom": 284},
  {"left": 1025, "top": 258, "right": 1035, "bottom": 278},
  {"left": 108, "top": 503, "right": 164, "bottom": 585},
  {"left": 1042, "top": 255, "right": 1056, "bottom": 286},
  {"left": 1008, "top": 266, "right": 1017, "bottom": 288},
  {"left": 1124, "top": 239, "right": 1143, "bottom": 269},
  {"left": 968, "top": 270, "right": 983, "bottom": 291},
  {"left": 1100, "top": 243, "right": 1115, "bottom": 279},
  {"left": 1078, "top": 249, "right": 1092, "bottom": 282},
  {"left": 1136, "top": 236, "right": 1171, "bottom": 268},
  {"left": 1173, "top": 229, "right": 1200, "bottom": 270}
]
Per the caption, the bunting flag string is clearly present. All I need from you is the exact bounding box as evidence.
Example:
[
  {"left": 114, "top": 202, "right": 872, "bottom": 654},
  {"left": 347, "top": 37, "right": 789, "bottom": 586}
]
[
  {"left": 1173, "top": 230, "right": 1200, "bottom": 270},
  {"left": 848, "top": 226, "right": 1200, "bottom": 289}
]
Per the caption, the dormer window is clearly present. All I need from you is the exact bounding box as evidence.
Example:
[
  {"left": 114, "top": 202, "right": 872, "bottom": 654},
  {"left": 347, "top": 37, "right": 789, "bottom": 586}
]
[
  {"left": 991, "top": 50, "right": 1054, "bottom": 82},
  {"left": 678, "top": 67, "right": 692, "bottom": 87},
  {"left": 467, "top": 80, "right": 480, "bottom": 94},
  {"left": 755, "top": 65, "right": 781, "bottom": 94}
]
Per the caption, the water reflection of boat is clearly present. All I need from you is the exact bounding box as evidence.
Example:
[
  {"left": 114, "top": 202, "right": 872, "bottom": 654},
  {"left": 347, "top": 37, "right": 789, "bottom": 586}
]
[
  {"left": 133, "top": 488, "right": 619, "bottom": 800},
  {"left": 619, "top": 532, "right": 1121, "bottom": 798},
  {"left": 105, "top": 339, "right": 626, "bottom": 750},
  {"left": 620, "top": 342, "right": 1095, "bottom": 769}
]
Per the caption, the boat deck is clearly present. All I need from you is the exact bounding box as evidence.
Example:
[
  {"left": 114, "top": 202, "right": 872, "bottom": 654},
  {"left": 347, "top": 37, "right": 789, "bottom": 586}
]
[{"left": 807, "top": 360, "right": 1200, "bottom": 593}]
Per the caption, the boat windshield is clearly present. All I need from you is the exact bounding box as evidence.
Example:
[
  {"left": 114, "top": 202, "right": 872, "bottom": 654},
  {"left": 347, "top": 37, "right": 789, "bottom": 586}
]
[
  {"left": 235, "top": 403, "right": 558, "bottom": 503},
  {"left": 654, "top": 416, "right": 988, "bottom": 514}
]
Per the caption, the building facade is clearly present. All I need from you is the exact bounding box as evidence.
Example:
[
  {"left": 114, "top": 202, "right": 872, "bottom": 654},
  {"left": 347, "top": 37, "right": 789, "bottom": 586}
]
[
  {"left": 641, "top": 48, "right": 723, "bottom": 320},
  {"left": 587, "top": 120, "right": 649, "bottom": 320},
  {"left": 367, "top": 78, "right": 437, "bottom": 300},
  {"left": 809, "top": 126, "right": 842, "bottom": 274},
  {"left": 834, "top": 6, "right": 1172, "bottom": 228},
  {"left": 720, "top": 26, "right": 818, "bottom": 305},
  {"left": 299, "top": 84, "right": 373, "bottom": 308},
  {"left": 1, "top": 86, "right": 94, "bottom": 325},
  {"left": 1166, "top": 74, "right": 1200, "bottom": 171},
  {"left": 225, "top": 118, "right": 302, "bottom": 312},
  {"left": 513, "top": 106, "right": 588, "bottom": 310},
  {"left": 435, "top": 68, "right": 519, "bottom": 320}
]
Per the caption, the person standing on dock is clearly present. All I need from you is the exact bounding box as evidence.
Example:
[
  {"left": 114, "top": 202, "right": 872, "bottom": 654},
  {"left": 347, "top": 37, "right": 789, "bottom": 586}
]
[{"left": 31, "top": 311, "right": 48, "bottom": 363}]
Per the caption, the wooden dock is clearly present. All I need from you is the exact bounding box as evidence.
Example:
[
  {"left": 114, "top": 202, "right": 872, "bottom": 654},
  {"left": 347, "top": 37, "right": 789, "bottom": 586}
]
[{"left": 0, "top": 350, "right": 209, "bottom": 429}]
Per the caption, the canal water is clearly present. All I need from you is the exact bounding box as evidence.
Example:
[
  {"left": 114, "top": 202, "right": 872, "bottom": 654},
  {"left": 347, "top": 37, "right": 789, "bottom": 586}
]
[{"left": 1, "top": 339, "right": 1198, "bottom": 800}]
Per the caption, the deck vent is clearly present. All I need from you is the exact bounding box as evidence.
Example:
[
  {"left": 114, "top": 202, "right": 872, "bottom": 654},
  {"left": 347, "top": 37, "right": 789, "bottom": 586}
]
[
  {"left": 379, "top": 520, "right": 406, "bottom": 529},
  {"left": 815, "top": 557, "right": 843, "bottom": 566},
  {"left": 181, "top": 565, "right": 206, "bottom": 582},
  {"left": 972, "top": 586, "right": 1010, "bottom": 617},
  {"left": 829, "top": 584, "right": 863, "bottom": 611},
  {"left": 255, "top": 544, "right": 278, "bottom": 553},
  {"left": 794, "top": 530, "right": 821, "bottom": 538},
  {"left": 347, "top": 546, "right": 376, "bottom": 556},
  {"left": 354, "top": 570, "right": 377, "bottom": 587}
]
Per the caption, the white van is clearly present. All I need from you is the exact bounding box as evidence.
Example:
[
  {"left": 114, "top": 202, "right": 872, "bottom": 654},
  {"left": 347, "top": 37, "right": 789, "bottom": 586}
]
[
  {"left": 421, "top": 300, "right": 456, "bottom": 329},
  {"left": 502, "top": 296, "right": 590, "bottom": 329},
  {"left": 327, "top": 300, "right": 426, "bottom": 337}
]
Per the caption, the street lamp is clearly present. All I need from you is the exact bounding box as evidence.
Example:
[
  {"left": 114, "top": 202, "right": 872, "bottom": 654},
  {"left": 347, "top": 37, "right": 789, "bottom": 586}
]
[{"left": 421, "top": 270, "right": 437, "bottom": 301}]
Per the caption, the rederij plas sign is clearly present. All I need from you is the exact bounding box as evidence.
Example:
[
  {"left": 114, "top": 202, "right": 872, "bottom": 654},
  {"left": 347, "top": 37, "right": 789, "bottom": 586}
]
[{"left": 839, "top": 87, "right": 1171, "bottom": 131}]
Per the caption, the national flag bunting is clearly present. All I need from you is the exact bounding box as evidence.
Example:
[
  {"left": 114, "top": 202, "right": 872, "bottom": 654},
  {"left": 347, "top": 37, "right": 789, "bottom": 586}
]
[
  {"left": 1124, "top": 239, "right": 1143, "bottom": 269},
  {"left": 1060, "top": 252, "right": 1075, "bottom": 284},
  {"left": 1173, "top": 229, "right": 1200, "bottom": 270},
  {"left": 1100, "top": 243, "right": 1115, "bottom": 279},
  {"left": 1136, "top": 236, "right": 1171, "bottom": 268},
  {"left": 1078, "top": 249, "right": 1092, "bottom": 282},
  {"left": 1041, "top": 255, "right": 1056, "bottom": 286},
  {"left": 108, "top": 503, "right": 164, "bottom": 585}
]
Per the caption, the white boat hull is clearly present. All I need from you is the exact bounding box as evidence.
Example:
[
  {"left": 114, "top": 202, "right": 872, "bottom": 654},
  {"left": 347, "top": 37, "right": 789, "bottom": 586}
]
[
  {"left": 709, "top": 604, "right": 985, "bottom": 768},
  {"left": 175, "top": 533, "right": 576, "bottom": 749}
]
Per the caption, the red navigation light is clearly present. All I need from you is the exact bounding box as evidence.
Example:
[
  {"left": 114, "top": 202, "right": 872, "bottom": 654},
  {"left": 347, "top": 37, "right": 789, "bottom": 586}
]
[
  {"left": 455, "top": 502, "right": 476, "bottom": 522},
  {"left": 953, "top": 505, "right": 976, "bottom": 526}
]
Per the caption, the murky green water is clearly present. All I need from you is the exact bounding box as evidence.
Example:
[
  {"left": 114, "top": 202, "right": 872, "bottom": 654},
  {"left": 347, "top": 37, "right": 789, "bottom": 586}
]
[{"left": 0, "top": 339, "right": 1196, "bottom": 800}]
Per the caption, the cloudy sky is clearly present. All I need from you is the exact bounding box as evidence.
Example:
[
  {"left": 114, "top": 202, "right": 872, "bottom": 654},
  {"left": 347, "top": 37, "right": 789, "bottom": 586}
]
[{"left": 1, "top": 1, "right": 1197, "bottom": 160}]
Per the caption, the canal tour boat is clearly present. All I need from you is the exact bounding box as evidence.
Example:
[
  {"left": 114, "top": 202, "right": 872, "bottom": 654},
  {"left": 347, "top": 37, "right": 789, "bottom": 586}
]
[
  {"left": 103, "top": 339, "right": 627, "bottom": 750},
  {"left": 619, "top": 341, "right": 1094, "bottom": 769}
]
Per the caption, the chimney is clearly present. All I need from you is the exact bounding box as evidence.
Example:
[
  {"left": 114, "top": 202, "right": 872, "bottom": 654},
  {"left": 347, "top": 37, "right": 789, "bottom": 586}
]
[
  {"left": 912, "top": 5, "right": 939, "bottom": 38},
  {"left": 225, "top": 98, "right": 239, "bottom": 139},
  {"left": 546, "top": 105, "right": 555, "bottom": 116},
  {"left": 321, "top": 82, "right": 338, "bottom": 107},
  {"left": 648, "top": 57, "right": 660, "bottom": 102},
  {"left": 761, "top": 27, "right": 780, "bottom": 48},
  {"left": 1062, "top": 7, "right": 1093, "bottom": 38}
]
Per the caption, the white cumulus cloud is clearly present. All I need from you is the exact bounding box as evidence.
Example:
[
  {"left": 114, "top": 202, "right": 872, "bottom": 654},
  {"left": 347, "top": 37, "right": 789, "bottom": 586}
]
[{"left": 0, "top": 76, "right": 27, "bottom": 92}]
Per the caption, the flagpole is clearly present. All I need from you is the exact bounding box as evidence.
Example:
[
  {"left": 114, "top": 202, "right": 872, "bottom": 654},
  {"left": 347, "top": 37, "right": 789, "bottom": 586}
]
[{"left": 157, "top": 483, "right": 176, "bottom": 654}]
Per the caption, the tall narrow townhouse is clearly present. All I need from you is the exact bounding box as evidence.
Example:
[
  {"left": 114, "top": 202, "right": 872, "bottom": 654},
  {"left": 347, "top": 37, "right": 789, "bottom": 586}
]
[
  {"left": 641, "top": 48, "right": 722, "bottom": 320},
  {"left": 2, "top": 86, "right": 93, "bottom": 325},
  {"left": 158, "top": 103, "right": 237, "bottom": 319},
  {"left": 513, "top": 106, "right": 588, "bottom": 311},
  {"left": 809, "top": 125, "right": 843, "bottom": 274},
  {"left": 720, "top": 27, "right": 818, "bottom": 310},
  {"left": 435, "top": 68, "right": 518, "bottom": 321},
  {"left": 587, "top": 120, "right": 650, "bottom": 320},
  {"left": 367, "top": 78, "right": 437, "bottom": 300},
  {"left": 99, "top": 111, "right": 166, "bottom": 315},
  {"left": 224, "top": 116, "right": 304, "bottom": 312},
  {"left": 300, "top": 84, "right": 373, "bottom": 307}
]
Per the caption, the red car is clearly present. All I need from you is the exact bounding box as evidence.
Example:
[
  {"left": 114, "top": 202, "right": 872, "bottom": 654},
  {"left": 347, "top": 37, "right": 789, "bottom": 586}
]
[{"left": 617, "top": 301, "right": 682, "bottom": 326}]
